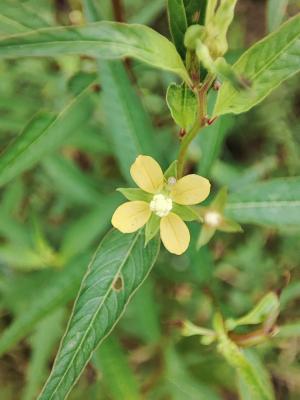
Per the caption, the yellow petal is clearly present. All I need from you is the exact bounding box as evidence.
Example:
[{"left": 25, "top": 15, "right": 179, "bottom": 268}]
[
  {"left": 130, "top": 155, "right": 164, "bottom": 194},
  {"left": 111, "top": 201, "right": 151, "bottom": 233},
  {"left": 160, "top": 213, "right": 190, "bottom": 255},
  {"left": 171, "top": 174, "right": 211, "bottom": 205}
]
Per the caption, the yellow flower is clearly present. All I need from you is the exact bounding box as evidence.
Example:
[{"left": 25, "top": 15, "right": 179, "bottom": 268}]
[{"left": 112, "top": 155, "right": 211, "bottom": 255}]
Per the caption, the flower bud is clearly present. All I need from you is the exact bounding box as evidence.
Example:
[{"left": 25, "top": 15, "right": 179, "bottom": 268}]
[{"left": 184, "top": 25, "right": 206, "bottom": 50}]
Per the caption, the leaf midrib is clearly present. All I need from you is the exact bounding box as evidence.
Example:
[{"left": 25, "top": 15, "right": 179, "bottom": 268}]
[
  {"left": 227, "top": 200, "right": 300, "bottom": 209},
  {"left": 108, "top": 63, "right": 143, "bottom": 156},
  {"left": 46, "top": 230, "right": 141, "bottom": 400},
  {"left": 0, "top": 83, "right": 93, "bottom": 183},
  {"left": 243, "top": 22, "right": 300, "bottom": 82},
  {"left": 0, "top": 23, "right": 161, "bottom": 60},
  {"left": 0, "top": 13, "right": 33, "bottom": 32},
  {"left": 216, "top": 14, "right": 300, "bottom": 111}
]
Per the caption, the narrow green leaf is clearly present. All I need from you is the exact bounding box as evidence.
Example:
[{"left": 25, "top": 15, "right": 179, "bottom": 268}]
[
  {"left": 183, "top": 0, "right": 205, "bottom": 25},
  {"left": 166, "top": 347, "right": 221, "bottom": 400},
  {"left": 226, "top": 177, "right": 300, "bottom": 227},
  {"left": 277, "top": 321, "right": 300, "bottom": 338},
  {"left": 42, "top": 155, "right": 102, "bottom": 206},
  {"left": 93, "top": 335, "right": 141, "bottom": 400},
  {"left": 0, "top": 243, "right": 56, "bottom": 271},
  {"left": 0, "top": 80, "right": 94, "bottom": 187},
  {"left": 128, "top": 278, "right": 161, "bottom": 343},
  {"left": 267, "top": 0, "right": 289, "bottom": 32},
  {"left": 84, "top": 0, "right": 162, "bottom": 183},
  {"left": 237, "top": 349, "right": 275, "bottom": 400},
  {"left": 225, "top": 157, "right": 278, "bottom": 192},
  {"left": 0, "top": 254, "right": 89, "bottom": 356},
  {"left": 167, "top": 0, "right": 188, "bottom": 59},
  {"left": 61, "top": 193, "right": 122, "bottom": 259},
  {"left": 226, "top": 292, "right": 280, "bottom": 330},
  {"left": 280, "top": 281, "right": 300, "bottom": 309},
  {"left": 23, "top": 309, "right": 65, "bottom": 400},
  {"left": 215, "top": 315, "right": 274, "bottom": 400},
  {"left": 129, "top": 0, "right": 165, "bottom": 25},
  {"left": 214, "top": 14, "right": 300, "bottom": 115},
  {"left": 0, "top": 1, "right": 51, "bottom": 36},
  {"left": 166, "top": 83, "right": 197, "bottom": 130},
  {"left": 197, "top": 114, "right": 234, "bottom": 176},
  {"left": 38, "top": 229, "right": 160, "bottom": 400},
  {"left": 0, "top": 21, "right": 191, "bottom": 84},
  {"left": 100, "top": 60, "right": 158, "bottom": 183}
]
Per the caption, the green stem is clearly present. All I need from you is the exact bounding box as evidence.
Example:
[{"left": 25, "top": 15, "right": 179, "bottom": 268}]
[
  {"left": 177, "top": 74, "right": 215, "bottom": 177},
  {"left": 177, "top": 120, "right": 202, "bottom": 178}
]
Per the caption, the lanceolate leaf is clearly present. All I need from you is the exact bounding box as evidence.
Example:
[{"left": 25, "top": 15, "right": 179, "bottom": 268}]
[
  {"left": 38, "top": 229, "right": 160, "bottom": 400},
  {"left": 267, "top": 0, "right": 289, "bottom": 32},
  {"left": 42, "top": 155, "right": 103, "bottom": 206},
  {"left": 0, "top": 254, "right": 89, "bottom": 356},
  {"left": 237, "top": 349, "right": 275, "bottom": 400},
  {"left": 197, "top": 114, "right": 234, "bottom": 176},
  {"left": 100, "top": 61, "right": 159, "bottom": 183},
  {"left": 93, "top": 335, "right": 142, "bottom": 400},
  {"left": 129, "top": 278, "right": 161, "bottom": 343},
  {"left": 84, "top": 0, "right": 160, "bottom": 182},
  {"left": 167, "top": 0, "right": 188, "bottom": 59},
  {"left": 129, "top": 0, "right": 165, "bottom": 25},
  {"left": 0, "top": 21, "right": 191, "bottom": 84},
  {"left": 166, "top": 347, "right": 221, "bottom": 400},
  {"left": 226, "top": 177, "right": 300, "bottom": 227},
  {"left": 215, "top": 315, "right": 274, "bottom": 400},
  {"left": 0, "top": 1, "right": 51, "bottom": 36},
  {"left": 0, "top": 80, "right": 94, "bottom": 187},
  {"left": 23, "top": 309, "right": 65, "bottom": 400},
  {"left": 214, "top": 14, "right": 300, "bottom": 116},
  {"left": 183, "top": 0, "right": 205, "bottom": 25},
  {"left": 61, "top": 193, "right": 122, "bottom": 259}
]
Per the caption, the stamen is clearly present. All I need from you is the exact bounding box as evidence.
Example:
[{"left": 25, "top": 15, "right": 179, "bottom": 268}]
[{"left": 150, "top": 194, "right": 173, "bottom": 217}]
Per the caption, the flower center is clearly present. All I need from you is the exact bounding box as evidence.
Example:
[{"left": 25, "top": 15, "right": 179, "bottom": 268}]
[
  {"left": 150, "top": 194, "right": 173, "bottom": 217},
  {"left": 204, "top": 211, "right": 222, "bottom": 227}
]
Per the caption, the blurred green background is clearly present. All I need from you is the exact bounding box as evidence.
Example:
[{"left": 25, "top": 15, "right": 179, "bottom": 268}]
[{"left": 0, "top": 0, "right": 300, "bottom": 399}]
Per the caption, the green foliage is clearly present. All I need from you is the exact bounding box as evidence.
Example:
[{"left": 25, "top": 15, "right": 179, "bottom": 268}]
[
  {"left": 0, "top": 1, "right": 300, "bottom": 399},
  {"left": 167, "top": 0, "right": 188, "bottom": 59},
  {"left": 166, "top": 83, "right": 198, "bottom": 130},
  {"left": 214, "top": 314, "right": 274, "bottom": 400},
  {"left": 226, "top": 177, "right": 300, "bottom": 227},
  {"left": 23, "top": 309, "right": 65, "bottom": 400},
  {"left": 237, "top": 349, "right": 275, "bottom": 400},
  {"left": 100, "top": 61, "right": 158, "bottom": 182},
  {"left": 38, "top": 229, "right": 160, "bottom": 399},
  {"left": 0, "top": 255, "right": 89, "bottom": 356},
  {"left": 0, "top": 81, "right": 93, "bottom": 187},
  {"left": 0, "top": 21, "right": 191, "bottom": 84},
  {"left": 183, "top": 0, "right": 206, "bottom": 25},
  {"left": 215, "top": 14, "right": 300, "bottom": 115},
  {"left": 267, "top": 0, "right": 289, "bottom": 32},
  {"left": 93, "top": 335, "right": 142, "bottom": 400}
]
